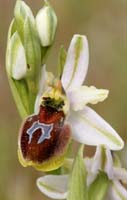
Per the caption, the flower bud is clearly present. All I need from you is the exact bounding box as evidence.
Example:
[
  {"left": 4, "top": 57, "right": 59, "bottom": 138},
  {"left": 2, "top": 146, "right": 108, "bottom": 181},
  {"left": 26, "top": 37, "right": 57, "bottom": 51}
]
[
  {"left": 7, "top": 31, "right": 27, "bottom": 80},
  {"left": 14, "top": 0, "right": 35, "bottom": 41},
  {"left": 35, "top": 2, "right": 57, "bottom": 47},
  {"left": 18, "top": 104, "right": 71, "bottom": 171}
]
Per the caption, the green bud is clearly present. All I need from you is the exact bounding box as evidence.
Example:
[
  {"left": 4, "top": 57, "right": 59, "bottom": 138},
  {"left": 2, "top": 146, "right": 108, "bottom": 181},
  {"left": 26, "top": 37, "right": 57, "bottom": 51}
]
[
  {"left": 35, "top": 1, "right": 57, "bottom": 47},
  {"left": 14, "top": 0, "right": 35, "bottom": 41}
]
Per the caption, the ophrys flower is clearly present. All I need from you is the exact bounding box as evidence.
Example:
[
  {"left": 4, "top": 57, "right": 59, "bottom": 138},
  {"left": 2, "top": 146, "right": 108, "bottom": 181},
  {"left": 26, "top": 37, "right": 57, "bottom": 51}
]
[{"left": 18, "top": 34, "right": 124, "bottom": 172}]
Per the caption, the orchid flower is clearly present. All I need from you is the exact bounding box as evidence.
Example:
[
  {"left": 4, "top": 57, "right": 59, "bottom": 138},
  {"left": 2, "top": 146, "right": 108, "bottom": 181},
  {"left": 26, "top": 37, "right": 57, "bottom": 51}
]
[
  {"left": 37, "top": 146, "right": 127, "bottom": 200},
  {"left": 18, "top": 34, "right": 124, "bottom": 172},
  {"left": 38, "top": 34, "right": 124, "bottom": 150}
]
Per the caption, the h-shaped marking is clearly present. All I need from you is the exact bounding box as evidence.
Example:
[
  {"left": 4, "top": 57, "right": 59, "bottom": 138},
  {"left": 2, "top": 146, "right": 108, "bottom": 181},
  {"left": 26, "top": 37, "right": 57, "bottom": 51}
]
[{"left": 27, "top": 121, "right": 53, "bottom": 144}]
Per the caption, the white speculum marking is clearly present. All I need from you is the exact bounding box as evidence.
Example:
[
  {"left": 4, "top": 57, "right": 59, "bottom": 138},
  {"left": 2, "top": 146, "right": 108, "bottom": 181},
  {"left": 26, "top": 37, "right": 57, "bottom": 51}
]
[{"left": 26, "top": 121, "right": 53, "bottom": 144}]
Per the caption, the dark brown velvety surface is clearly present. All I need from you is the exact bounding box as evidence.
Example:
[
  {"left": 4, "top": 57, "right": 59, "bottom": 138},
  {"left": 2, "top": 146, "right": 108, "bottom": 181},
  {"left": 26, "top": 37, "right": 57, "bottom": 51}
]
[{"left": 19, "top": 106, "right": 71, "bottom": 164}]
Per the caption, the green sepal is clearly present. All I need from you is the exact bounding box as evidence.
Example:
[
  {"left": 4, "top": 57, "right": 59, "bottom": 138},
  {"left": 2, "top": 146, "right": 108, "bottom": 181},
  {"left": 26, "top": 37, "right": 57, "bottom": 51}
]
[
  {"left": 67, "top": 145, "right": 88, "bottom": 200},
  {"left": 88, "top": 171, "right": 110, "bottom": 200}
]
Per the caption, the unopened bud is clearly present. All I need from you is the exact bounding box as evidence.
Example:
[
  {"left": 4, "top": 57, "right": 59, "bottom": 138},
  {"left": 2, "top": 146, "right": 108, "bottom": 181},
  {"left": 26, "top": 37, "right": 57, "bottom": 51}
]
[
  {"left": 14, "top": 0, "right": 35, "bottom": 41},
  {"left": 7, "top": 31, "right": 27, "bottom": 80},
  {"left": 36, "top": 2, "right": 57, "bottom": 47}
]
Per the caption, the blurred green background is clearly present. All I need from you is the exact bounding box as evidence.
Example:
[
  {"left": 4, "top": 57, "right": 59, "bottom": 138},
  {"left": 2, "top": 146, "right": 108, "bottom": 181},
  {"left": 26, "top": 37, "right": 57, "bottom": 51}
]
[{"left": 0, "top": 0, "right": 127, "bottom": 199}]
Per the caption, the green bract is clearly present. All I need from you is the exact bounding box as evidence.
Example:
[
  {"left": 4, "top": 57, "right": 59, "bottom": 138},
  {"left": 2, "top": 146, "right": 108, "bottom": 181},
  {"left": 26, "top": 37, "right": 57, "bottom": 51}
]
[
  {"left": 67, "top": 145, "right": 88, "bottom": 200},
  {"left": 6, "top": 0, "right": 57, "bottom": 119}
]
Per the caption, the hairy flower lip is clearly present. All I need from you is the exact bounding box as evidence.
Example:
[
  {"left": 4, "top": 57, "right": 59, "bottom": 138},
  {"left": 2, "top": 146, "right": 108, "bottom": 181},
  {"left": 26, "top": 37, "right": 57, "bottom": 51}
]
[{"left": 18, "top": 105, "right": 71, "bottom": 171}]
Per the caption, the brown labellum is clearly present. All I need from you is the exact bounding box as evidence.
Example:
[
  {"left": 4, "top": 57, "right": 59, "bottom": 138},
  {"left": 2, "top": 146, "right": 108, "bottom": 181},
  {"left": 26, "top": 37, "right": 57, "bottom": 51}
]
[{"left": 19, "top": 105, "right": 71, "bottom": 167}]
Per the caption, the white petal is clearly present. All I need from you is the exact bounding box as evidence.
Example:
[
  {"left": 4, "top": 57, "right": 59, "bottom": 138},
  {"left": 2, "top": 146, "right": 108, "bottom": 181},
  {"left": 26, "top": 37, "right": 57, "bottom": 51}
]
[
  {"left": 68, "top": 107, "right": 124, "bottom": 150},
  {"left": 68, "top": 86, "right": 109, "bottom": 111},
  {"left": 37, "top": 175, "right": 69, "bottom": 199},
  {"left": 61, "top": 34, "right": 89, "bottom": 91},
  {"left": 108, "top": 181, "right": 127, "bottom": 200},
  {"left": 114, "top": 167, "right": 127, "bottom": 184},
  {"left": 8, "top": 32, "right": 27, "bottom": 80}
]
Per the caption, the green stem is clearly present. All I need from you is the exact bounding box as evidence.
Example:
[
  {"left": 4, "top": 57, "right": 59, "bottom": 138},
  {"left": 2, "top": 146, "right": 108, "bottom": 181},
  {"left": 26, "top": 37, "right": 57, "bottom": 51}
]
[{"left": 27, "top": 79, "right": 38, "bottom": 114}]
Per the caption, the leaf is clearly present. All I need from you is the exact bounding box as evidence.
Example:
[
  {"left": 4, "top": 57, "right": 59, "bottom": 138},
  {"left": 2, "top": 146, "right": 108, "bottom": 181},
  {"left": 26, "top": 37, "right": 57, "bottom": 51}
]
[
  {"left": 88, "top": 172, "right": 109, "bottom": 200},
  {"left": 67, "top": 145, "right": 88, "bottom": 200}
]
